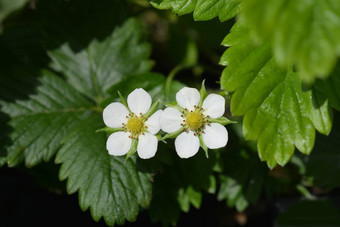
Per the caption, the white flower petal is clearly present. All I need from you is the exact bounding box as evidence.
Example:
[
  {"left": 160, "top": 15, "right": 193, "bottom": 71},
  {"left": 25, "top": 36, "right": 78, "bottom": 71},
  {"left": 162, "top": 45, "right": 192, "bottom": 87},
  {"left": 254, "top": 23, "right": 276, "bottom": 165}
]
[
  {"left": 127, "top": 88, "right": 152, "bottom": 115},
  {"left": 106, "top": 132, "right": 132, "bottom": 156},
  {"left": 176, "top": 87, "right": 200, "bottom": 110},
  {"left": 145, "top": 110, "right": 163, "bottom": 135},
  {"left": 160, "top": 107, "right": 183, "bottom": 133},
  {"left": 203, "top": 123, "right": 228, "bottom": 149},
  {"left": 137, "top": 133, "right": 158, "bottom": 159},
  {"left": 202, "top": 94, "right": 225, "bottom": 118},
  {"left": 103, "top": 102, "right": 129, "bottom": 128},
  {"left": 175, "top": 131, "right": 200, "bottom": 158}
]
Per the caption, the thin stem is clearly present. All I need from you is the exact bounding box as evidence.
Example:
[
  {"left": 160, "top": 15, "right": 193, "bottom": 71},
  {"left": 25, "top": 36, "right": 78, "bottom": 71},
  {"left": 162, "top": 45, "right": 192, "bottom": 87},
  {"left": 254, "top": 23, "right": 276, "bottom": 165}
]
[{"left": 165, "top": 64, "right": 195, "bottom": 99}]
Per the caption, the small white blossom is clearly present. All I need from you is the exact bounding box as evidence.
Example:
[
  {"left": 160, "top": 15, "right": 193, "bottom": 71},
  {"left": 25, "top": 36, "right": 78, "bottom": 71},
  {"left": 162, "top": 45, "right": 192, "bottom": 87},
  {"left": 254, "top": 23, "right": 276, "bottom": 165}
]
[
  {"left": 160, "top": 87, "right": 228, "bottom": 158},
  {"left": 103, "top": 88, "right": 162, "bottom": 159}
]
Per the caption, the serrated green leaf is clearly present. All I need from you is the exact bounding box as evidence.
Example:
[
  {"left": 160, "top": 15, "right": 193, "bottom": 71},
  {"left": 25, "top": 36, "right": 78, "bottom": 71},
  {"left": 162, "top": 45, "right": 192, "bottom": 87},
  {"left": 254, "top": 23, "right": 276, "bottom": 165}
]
[
  {"left": 0, "top": 17, "right": 155, "bottom": 225},
  {"left": 0, "top": 0, "right": 28, "bottom": 23},
  {"left": 240, "top": 0, "right": 340, "bottom": 82},
  {"left": 0, "top": 71, "right": 153, "bottom": 226},
  {"left": 48, "top": 18, "right": 152, "bottom": 103},
  {"left": 0, "top": 70, "right": 93, "bottom": 167},
  {"left": 150, "top": 0, "right": 242, "bottom": 22},
  {"left": 56, "top": 114, "right": 152, "bottom": 226},
  {"left": 220, "top": 23, "right": 332, "bottom": 167}
]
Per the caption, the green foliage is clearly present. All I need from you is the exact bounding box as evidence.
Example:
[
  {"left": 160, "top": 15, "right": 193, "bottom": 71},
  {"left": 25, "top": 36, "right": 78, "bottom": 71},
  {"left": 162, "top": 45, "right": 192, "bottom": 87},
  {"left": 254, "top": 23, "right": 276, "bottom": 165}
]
[
  {"left": 218, "top": 149, "right": 266, "bottom": 211},
  {"left": 220, "top": 23, "right": 332, "bottom": 168},
  {"left": 0, "top": 70, "right": 153, "bottom": 225},
  {"left": 48, "top": 18, "right": 152, "bottom": 104},
  {"left": 149, "top": 149, "right": 216, "bottom": 226},
  {"left": 56, "top": 114, "right": 152, "bottom": 226},
  {"left": 314, "top": 63, "right": 340, "bottom": 111},
  {"left": 1, "top": 0, "right": 340, "bottom": 226},
  {"left": 305, "top": 113, "right": 340, "bottom": 190},
  {"left": 240, "top": 0, "right": 340, "bottom": 83},
  {"left": 150, "top": 0, "right": 242, "bottom": 22},
  {"left": 0, "top": 0, "right": 28, "bottom": 24},
  {"left": 0, "top": 17, "right": 156, "bottom": 225},
  {"left": 0, "top": 71, "right": 92, "bottom": 167}
]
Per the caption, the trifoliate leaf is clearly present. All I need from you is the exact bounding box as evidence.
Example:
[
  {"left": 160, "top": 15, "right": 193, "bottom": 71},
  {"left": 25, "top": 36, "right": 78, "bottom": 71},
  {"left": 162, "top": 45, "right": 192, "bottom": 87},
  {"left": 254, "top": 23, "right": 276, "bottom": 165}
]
[
  {"left": 0, "top": 70, "right": 153, "bottom": 226},
  {"left": 240, "top": 0, "right": 340, "bottom": 83},
  {"left": 150, "top": 0, "right": 242, "bottom": 22},
  {"left": 220, "top": 23, "right": 332, "bottom": 168},
  {"left": 56, "top": 114, "right": 152, "bottom": 226},
  {"left": 0, "top": 17, "right": 156, "bottom": 225},
  {"left": 0, "top": 0, "right": 28, "bottom": 23},
  {"left": 48, "top": 18, "right": 152, "bottom": 103}
]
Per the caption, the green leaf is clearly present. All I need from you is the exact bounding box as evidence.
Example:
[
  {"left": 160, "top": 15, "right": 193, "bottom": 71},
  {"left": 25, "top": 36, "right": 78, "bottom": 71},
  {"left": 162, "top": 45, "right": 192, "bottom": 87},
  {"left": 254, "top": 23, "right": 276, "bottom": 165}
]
[
  {"left": 149, "top": 149, "right": 216, "bottom": 226},
  {"left": 56, "top": 114, "right": 152, "bottom": 226},
  {"left": 0, "top": 70, "right": 153, "bottom": 225},
  {"left": 0, "top": 0, "right": 28, "bottom": 23},
  {"left": 314, "top": 62, "right": 340, "bottom": 111},
  {"left": 105, "top": 72, "right": 184, "bottom": 108},
  {"left": 220, "top": 23, "right": 332, "bottom": 168},
  {"left": 0, "top": 70, "right": 92, "bottom": 167},
  {"left": 150, "top": 0, "right": 242, "bottom": 22},
  {"left": 177, "top": 186, "right": 202, "bottom": 212},
  {"left": 48, "top": 18, "right": 152, "bottom": 103},
  {"left": 240, "top": 0, "right": 340, "bottom": 82},
  {"left": 305, "top": 113, "right": 340, "bottom": 190},
  {"left": 276, "top": 200, "right": 340, "bottom": 227},
  {"left": 217, "top": 149, "right": 266, "bottom": 211},
  {"left": 0, "top": 17, "right": 155, "bottom": 225}
]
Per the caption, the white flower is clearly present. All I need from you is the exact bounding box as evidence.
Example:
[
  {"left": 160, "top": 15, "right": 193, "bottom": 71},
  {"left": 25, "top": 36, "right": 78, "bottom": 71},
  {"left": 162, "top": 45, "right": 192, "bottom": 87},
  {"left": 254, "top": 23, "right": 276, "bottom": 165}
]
[
  {"left": 103, "top": 88, "right": 162, "bottom": 159},
  {"left": 160, "top": 87, "right": 228, "bottom": 158}
]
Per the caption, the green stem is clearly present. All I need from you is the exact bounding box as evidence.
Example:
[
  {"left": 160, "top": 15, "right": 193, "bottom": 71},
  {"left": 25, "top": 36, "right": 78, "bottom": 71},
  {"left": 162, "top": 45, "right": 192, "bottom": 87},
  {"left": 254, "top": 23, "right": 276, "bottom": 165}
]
[{"left": 165, "top": 64, "right": 195, "bottom": 99}]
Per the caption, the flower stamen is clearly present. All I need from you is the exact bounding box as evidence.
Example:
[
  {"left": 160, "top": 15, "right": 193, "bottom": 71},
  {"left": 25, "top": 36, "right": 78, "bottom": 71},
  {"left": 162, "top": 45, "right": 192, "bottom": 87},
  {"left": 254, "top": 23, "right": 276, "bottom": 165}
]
[{"left": 123, "top": 113, "right": 148, "bottom": 139}]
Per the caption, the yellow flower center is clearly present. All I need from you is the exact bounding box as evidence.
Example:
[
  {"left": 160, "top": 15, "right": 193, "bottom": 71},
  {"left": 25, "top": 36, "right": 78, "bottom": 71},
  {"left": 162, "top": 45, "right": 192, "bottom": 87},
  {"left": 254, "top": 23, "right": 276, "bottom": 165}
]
[
  {"left": 186, "top": 111, "right": 204, "bottom": 130},
  {"left": 126, "top": 116, "right": 144, "bottom": 134}
]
